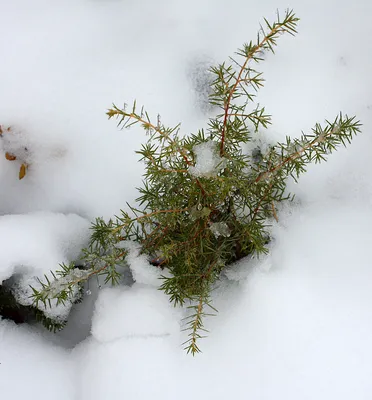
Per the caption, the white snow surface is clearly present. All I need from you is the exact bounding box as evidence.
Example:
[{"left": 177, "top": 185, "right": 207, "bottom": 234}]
[
  {"left": 0, "top": 212, "right": 89, "bottom": 282},
  {"left": 1, "top": 0, "right": 372, "bottom": 399},
  {"left": 91, "top": 285, "right": 181, "bottom": 342},
  {"left": 0, "top": 321, "right": 75, "bottom": 400}
]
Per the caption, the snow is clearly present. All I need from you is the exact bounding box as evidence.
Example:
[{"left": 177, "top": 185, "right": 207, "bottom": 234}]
[
  {"left": 74, "top": 336, "right": 181, "bottom": 400},
  {"left": 209, "top": 221, "right": 231, "bottom": 238},
  {"left": 0, "top": 212, "right": 89, "bottom": 282},
  {"left": 91, "top": 285, "right": 181, "bottom": 341},
  {"left": 189, "top": 140, "right": 224, "bottom": 177},
  {"left": 0, "top": 212, "right": 90, "bottom": 320},
  {"left": 117, "top": 240, "right": 164, "bottom": 286},
  {"left": 0, "top": 321, "right": 74, "bottom": 400},
  {"left": 1, "top": 0, "right": 372, "bottom": 399}
]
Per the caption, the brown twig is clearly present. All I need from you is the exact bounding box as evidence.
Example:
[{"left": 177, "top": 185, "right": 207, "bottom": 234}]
[{"left": 219, "top": 24, "right": 285, "bottom": 157}]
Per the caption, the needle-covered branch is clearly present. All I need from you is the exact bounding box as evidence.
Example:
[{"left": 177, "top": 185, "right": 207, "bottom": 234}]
[{"left": 256, "top": 113, "right": 361, "bottom": 183}]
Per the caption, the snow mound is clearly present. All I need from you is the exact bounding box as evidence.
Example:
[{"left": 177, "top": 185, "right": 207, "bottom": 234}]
[
  {"left": 74, "top": 336, "right": 181, "bottom": 400},
  {"left": 91, "top": 285, "right": 181, "bottom": 342},
  {"left": 0, "top": 211, "right": 90, "bottom": 283},
  {"left": 0, "top": 212, "right": 90, "bottom": 320}
]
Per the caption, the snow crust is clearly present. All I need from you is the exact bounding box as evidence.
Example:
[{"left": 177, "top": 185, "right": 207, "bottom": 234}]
[{"left": 1, "top": 0, "right": 372, "bottom": 399}]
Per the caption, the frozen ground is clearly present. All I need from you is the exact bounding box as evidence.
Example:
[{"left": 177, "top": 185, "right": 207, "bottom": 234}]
[{"left": 1, "top": 0, "right": 372, "bottom": 399}]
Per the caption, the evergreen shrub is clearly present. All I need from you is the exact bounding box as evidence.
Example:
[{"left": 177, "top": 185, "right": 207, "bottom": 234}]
[{"left": 31, "top": 10, "right": 361, "bottom": 354}]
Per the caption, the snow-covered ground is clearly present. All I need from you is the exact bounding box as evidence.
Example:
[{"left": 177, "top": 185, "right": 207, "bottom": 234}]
[{"left": 1, "top": 0, "right": 372, "bottom": 399}]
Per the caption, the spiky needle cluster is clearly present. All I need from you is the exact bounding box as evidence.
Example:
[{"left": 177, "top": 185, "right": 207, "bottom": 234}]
[{"left": 31, "top": 10, "right": 361, "bottom": 354}]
